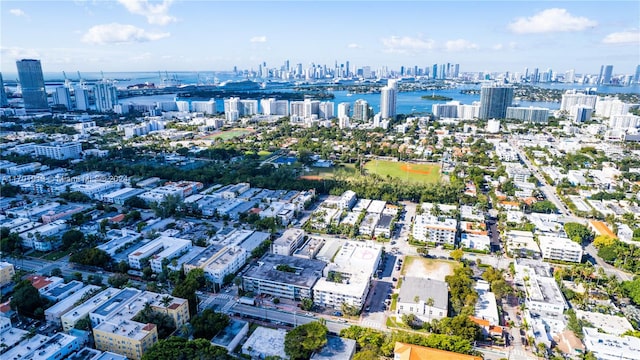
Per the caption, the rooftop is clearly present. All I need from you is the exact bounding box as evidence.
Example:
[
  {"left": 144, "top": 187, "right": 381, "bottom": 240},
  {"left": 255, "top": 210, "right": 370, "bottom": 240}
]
[
  {"left": 394, "top": 342, "right": 482, "bottom": 360},
  {"left": 243, "top": 253, "right": 326, "bottom": 288},
  {"left": 311, "top": 336, "right": 356, "bottom": 360},
  {"left": 398, "top": 277, "right": 448, "bottom": 310},
  {"left": 242, "top": 326, "right": 288, "bottom": 359}
]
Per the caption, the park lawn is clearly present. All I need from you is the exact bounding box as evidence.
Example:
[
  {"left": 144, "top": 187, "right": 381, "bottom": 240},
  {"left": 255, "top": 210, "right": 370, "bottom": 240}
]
[
  {"left": 300, "top": 163, "right": 357, "bottom": 180},
  {"left": 364, "top": 160, "right": 440, "bottom": 184},
  {"left": 204, "top": 128, "right": 254, "bottom": 141}
]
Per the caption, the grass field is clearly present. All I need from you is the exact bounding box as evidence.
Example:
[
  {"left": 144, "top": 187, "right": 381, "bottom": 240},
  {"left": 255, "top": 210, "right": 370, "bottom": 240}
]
[
  {"left": 299, "top": 163, "right": 358, "bottom": 180},
  {"left": 202, "top": 128, "right": 254, "bottom": 141},
  {"left": 364, "top": 160, "right": 440, "bottom": 184}
]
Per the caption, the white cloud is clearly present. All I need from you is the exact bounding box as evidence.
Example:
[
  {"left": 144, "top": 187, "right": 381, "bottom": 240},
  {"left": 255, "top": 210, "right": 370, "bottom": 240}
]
[
  {"left": 347, "top": 43, "right": 361, "bottom": 49},
  {"left": 381, "top": 36, "right": 435, "bottom": 54},
  {"left": 1, "top": 46, "right": 40, "bottom": 59},
  {"left": 250, "top": 36, "right": 267, "bottom": 43},
  {"left": 82, "top": 23, "right": 169, "bottom": 44},
  {"left": 508, "top": 8, "right": 597, "bottom": 34},
  {"left": 9, "top": 8, "right": 26, "bottom": 17},
  {"left": 117, "top": 0, "right": 176, "bottom": 25},
  {"left": 602, "top": 30, "right": 640, "bottom": 44},
  {"left": 445, "top": 39, "right": 478, "bottom": 52},
  {"left": 492, "top": 44, "right": 504, "bottom": 50}
]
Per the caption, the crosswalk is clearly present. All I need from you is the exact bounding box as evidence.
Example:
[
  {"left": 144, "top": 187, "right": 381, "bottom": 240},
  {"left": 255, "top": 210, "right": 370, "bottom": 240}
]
[
  {"left": 359, "top": 319, "right": 383, "bottom": 329},
  {"left": 508, "top": 346, "right": 535, "bottom": 360}
]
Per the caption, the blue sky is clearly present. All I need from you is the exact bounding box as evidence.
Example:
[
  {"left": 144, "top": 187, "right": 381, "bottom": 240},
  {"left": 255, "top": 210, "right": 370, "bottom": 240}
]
[{"left": 1, "top": 1, "right": 639, "bottom": 75}]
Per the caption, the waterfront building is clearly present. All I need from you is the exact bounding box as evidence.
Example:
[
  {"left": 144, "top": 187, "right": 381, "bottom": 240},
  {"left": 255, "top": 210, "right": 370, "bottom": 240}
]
[
  {"left": 479, "top": 85, "right": 513, "bottom": 120},
  {"left": 53, "top": 86, "right": 72, "bottom": 109},
  {"left": 380, "top": 80, "right": 397, "bottom": 119},
  {"left": 0, "top": 72, "right": 7, "bottom": 107},
  {"left": 74, "top": 86, "right": 90, "bottom": 111},
  {"left": 352, "top": 99, "right": 369, "bottom": 121},
  {"left": 16, "top": 59, "right": 48, "bottom": 111},
  {"left": 337, "top": 102, "right": 350, "bottom": 118},
  {"left": 94, "top": 81, "right": 118, "bottom": 112},
  {"left": 505, "top": 106, "right": 550, "bottom": 123}
]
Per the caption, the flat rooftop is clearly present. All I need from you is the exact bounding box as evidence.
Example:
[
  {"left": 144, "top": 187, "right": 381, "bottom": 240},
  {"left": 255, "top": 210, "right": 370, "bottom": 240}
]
[
  {"left": 575, "top": 310, "right": 634, "bottom": 336},
  {"left": 398, "top": 277, "right": 448, "bottom": 310},
  {"left": 92, "top": 288, "right": 140, "bottom": 317},
  {"left": 243, "top": 253, "right": 326, "bottom": 288},
  {"left": 44, "top": 280, "right": 83, "bottom": 297},
  {"left": 242, "top": 327, "right": 288, "bottom": 359},
  {"left": 211, "top": 319, "right": 248, "bottom": 346}
]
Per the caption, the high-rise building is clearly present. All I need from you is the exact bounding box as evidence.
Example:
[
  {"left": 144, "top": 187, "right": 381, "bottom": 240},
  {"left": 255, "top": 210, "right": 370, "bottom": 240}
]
[
  {"left": 353, "top": 99, "right": 369, "bottom": 121},
  {"left": 478, "top": 85, "right": 514, "bottom": 120},
  {"left": 0, "top": 72, "right": 8, "bottom": 107},
  {"left": 94, "top": 81, "right": 118, "bottom": 112},
  {"left": 337, "top": 102, "right": 350, "bottom": 118},
  {"left": 16, "top": 59, "right": 48, "bottom": 111},
  {"left": 432, "top": 64, "right": 438, "bottom": 79},
  {"left": 602, "top": 65, "right": 613, "bottom": 85},
  {"left": 53, "top": 86, "right": 72, "bottom": 110},
  {"left": 318, "top": 101, "right": 334, "bottom": 119},
  {"left": 505, "top": 106, "right": 550, "bottom": 123},
  {"left": 634, "top": 65, "right": 640, "bottom": 84},
  {"left": 380, "top": 79, "right": 397, "bottom": 119},
  {"left": 74, "top": 86, "right": 89, "bottom": 111}
]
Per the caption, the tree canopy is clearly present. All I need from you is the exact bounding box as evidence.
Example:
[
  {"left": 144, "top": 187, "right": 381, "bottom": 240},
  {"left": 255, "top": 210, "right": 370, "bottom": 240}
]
[
  {"left": 564, "top": 223, "right": 593, "bottom": 244},
  {"left": 284, "top": 321, "right": 328, "bottom": 360},
  {"left": 191, "top": 309, "right": 229, "bottom": 340},
  {"left": 141, "top": 337, "right": 231, "bottom": 360}
]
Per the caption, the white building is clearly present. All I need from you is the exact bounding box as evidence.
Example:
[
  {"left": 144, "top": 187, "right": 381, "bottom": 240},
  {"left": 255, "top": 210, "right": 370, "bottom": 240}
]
[
  {"left": 61, "top": 287, "right": 121, "bottom": 331},
  {"left": 45, "top": 284, "right": 100, "bottom": 325},
  {"left": 34, "top": 142, "right": 82, "bottom": 160},
  {"left": 538, "top": 235, "right": 583, "bottom": 263},
  {"left": 313, "top": 241, "right": 382, "bottom": 310},
  {"left": 505, "top": 230, "right": 540, "bottom": 258},
  {"left": 191, "top": 100, "right": 216, "bottom": 115},
  {"left": 560, "top": 90, "right": 597, "bottom": 113},
  {"left": 460, "top": 233, "right": 491, "bottom": 251},
  {"left": 128, "top": 236, "right": 192, "bottom": 272},
  {"left": 94, "top": 81, "right": 118, "bottom": 112},
  {"left": 396, "top": 277, "right": 448, "bottom": 322},
  {"left": 515, "top": 259, "right": 566, "bottom": 315},
  {"left": 582, "top": 327, "right": 640, "bottom": 360},
  {"left": 272, "top": 228, "right": 305, "bottom": 256},
  {"left": 412, "top": 214, "right": 457, "bottom": 245},
  {"left": 486, "top": 119, "right": 501, "bottom": 133},
  {"left": 609, "top": 114, "right": 640, "bottom": 129},
  {"left": 185, "top": 245, "right": 249, "bottom": 285}
]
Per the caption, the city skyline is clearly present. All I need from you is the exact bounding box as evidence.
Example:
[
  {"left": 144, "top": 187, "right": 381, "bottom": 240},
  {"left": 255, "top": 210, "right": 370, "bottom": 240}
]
[{"left": 1, "top": 1, "right": 639, "bottom": 74}]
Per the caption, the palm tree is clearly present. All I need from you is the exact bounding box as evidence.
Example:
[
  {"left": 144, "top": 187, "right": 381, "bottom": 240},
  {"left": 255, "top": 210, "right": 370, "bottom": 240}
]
[{"left": 426, "top": 297, "right": 434, "bottom": 322}]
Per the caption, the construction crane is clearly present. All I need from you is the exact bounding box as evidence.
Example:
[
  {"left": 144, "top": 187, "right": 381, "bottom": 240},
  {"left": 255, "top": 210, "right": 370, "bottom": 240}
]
[{"left": 62, "top": 71, "right": 72, "bottom": 88}]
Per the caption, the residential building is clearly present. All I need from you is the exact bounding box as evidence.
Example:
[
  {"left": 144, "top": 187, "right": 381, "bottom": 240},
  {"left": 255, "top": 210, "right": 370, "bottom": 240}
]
[
  {"left": 560, "top": 90, "right": 597, "bottom": 113},
  {"left": 538, "top": 235, "right": 583, "bottom": 263},
  {"left": 61, "top": 287, "right": 121, "bottom": 331},
  {"left": 53, "top": 86, "right": 72, "bottom": 109},
  {"left": 41, "top": 280, "right": 85, "bottom": 302},
  {"left": 0, "top": 262, "right": 15, "bottom": 287},
  {"left": 506, "top": 106, "right": 549, "bottom": 123},
  {"left": 242, "top": 253, "right": 325, "bottom": 300},
  {"left": 74, "top": 86, "right": 90, "bottom": 111},
  {"left": 514, "top": 259, "right": 566, "bottom": 315},
  {"left": 3, "top": 333, "right": 80, "bottom": 360},
  {"left": 313, "top": 241, "right": 382, "bottom": 309},
  {"left": 184, "top": 245, "right": 248, "bottom": 285},
  {"left": 0, "top": 72, "right": 8, "bottom": 107},
  {"left": 396, "top": 277, "right": 448, "bottom": 322},
  {"left": 394, "top": 342, "right": 482, "bottom": 360},
  {"left": 94, "top": 81, "right": 118, "bottom": 112},
  {"left": 34, "top": 142, "right": 83, "bottom": 160},
  {"left": 474, "top": 280, "right": 499, "bottom": 326},
  {"left": 16, "top": 59, "right": 48, "bottom": 111},
  {"left": 352, "top": 99, "right": 369, "bottom": 121},
  {"left": 582, "top": 327, "right": 640, "bottom": 360},
  {"left": 128, "top": 236, "right": 192, "bottom": 273},
  {"left": 412, "top": 214, "right": 457, "bottom": 245},
  {"left": 460, "top": 233, "right": 491, "bottom": 251},
  {"left": 479, "top": 85, "right": 513, "bottom": 120},
  {"left": 380, "top": 84, "right": 397, "bottom": 119},
  {"left": 91, "top": 289, "right": 189, "bottom": 360},
  {"left": 272, "top": 228, "right": 305, "bottom": 256},
  {"left": 45, "top": 285, "right": 100, "bottom": 325}
]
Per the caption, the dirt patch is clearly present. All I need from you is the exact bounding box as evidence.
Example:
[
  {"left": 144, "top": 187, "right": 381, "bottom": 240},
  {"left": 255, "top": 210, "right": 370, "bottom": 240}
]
[
  {"left": 399, "top": 164, "right": 432, "bottom": 175},
  {"left": 299, "top": 175, "right": 323, "bottom": 180},
  {"left": 403, "top": 257, "right": 457, "bottom": 281}
]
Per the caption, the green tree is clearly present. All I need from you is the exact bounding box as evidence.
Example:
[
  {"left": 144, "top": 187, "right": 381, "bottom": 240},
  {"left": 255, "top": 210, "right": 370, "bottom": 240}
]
[
  {"left": 301, "top": 298, "right": 314, "bottom": 311},
  {"left": 450, "top": 248, "right": 464, "bottom": 262},
  {"left": 11, "top": 280, "right": 46, "bottom": 318},
  {"left": 69, "top": 248, "right": 112, "bottom": 268},
  {"left": 173, "top": 268, "right": 205, "bottom": 315},
  {"left": 141, "top": 337, "right": 231, "bottom": 360},
  {"left": 284, "top": 321, "right": 328, "bottom": 360},
  {"left": 564, "top": 223, "right": 593, "bottom": 243},
  {"left": 62, "top": 229, "right": 84, "bottom": 249},
  {"left": 191, "top": 309, "right": 230, "bottom": 340},
  {"left": 108, "top": 273, "right": 130, "bottom": 288}
]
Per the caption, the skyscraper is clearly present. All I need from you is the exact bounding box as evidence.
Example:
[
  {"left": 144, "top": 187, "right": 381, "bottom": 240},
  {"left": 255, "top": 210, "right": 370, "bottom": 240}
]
[
  {"left": 16, "top": 59, "right": 48, "bottom": 111},
  {"left": 634, "top": 65, "right": 640, "bottom": 84},
  {"left": 53, "top": 86, "right": 72, "bottom": 110},
  {"left": 0, "top": 72, "right": 8, "bottom": 107},
  {"left": 352, "top": 99, "right": 369, "bottom": 121},
  {"left": 380, "top": 80, "right": 397, "bottom": 120},
  {"left": 478, "top": 85, "right": 514, "bottom": 120},
  {"left": 602, "top": 65, "right": 613, "bottom": 85},
  {"left": 94, "top": 81, "right": 118, "bottom": 112},
  {"left": 74, "top": 86, "right": 90, "bottom": 111}
]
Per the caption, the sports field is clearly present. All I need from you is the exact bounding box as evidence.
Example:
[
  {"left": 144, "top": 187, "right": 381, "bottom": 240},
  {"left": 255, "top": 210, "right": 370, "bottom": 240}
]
[
  {"left": 202, "top": 128, "right": 254, "bottom": 141},
  {"left": 364, "top": 160, "right": 440, "bottom": 184}
]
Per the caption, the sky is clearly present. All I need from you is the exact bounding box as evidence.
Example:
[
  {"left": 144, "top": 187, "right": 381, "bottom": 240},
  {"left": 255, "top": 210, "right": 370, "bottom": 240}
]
[{"left": 1, "top": 0, "right": 639, "bottom": 76}]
